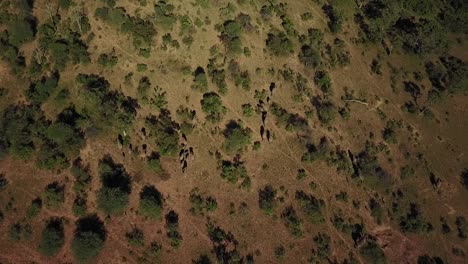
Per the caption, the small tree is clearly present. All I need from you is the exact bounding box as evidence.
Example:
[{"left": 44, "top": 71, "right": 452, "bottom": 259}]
[
  {"left": 222, "top": 121, "right": 252, "bottom": 153},
  {"left": 201, "top": 92, "right": 226, "bottom": 123},
  {"left": 192, "top": 67, "right": 208, "bottom": 92},
  {"left": 139, "top": 185, "right": 164, "bottom": 219},
  {"left": 360, "top": 241, "right": 386, "bottom": 264},
  {"left": 38, "top": 218, "right": 65, "bottom": 256},
  {"left": 45, "top": 182, "right": 65, "bottom": 209},
  {"left": 72, "top": 215, "right": 106, "bottom": 263},
  {"left": 258, "top": 185, "right": 277, "bottom": 215},
  {"left": 97, "top": 156, "right": 131, "bottom": 215}
]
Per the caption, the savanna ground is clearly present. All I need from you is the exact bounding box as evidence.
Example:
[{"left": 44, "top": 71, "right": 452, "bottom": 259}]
[{"left": 0, "top": 0, "right": 467, "bottom": 263}]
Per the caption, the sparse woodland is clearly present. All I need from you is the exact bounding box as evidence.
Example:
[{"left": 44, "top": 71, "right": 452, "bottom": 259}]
[{"left": 0, "top": 0, "right": 467, "bottom": 263}]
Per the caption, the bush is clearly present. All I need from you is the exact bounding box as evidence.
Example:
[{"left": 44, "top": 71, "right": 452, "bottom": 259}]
[
  {"left": 219, "top": 159, "right": 250, "bottom": 187},
  {"left": 258, "top": 185, "right": 277, "bottom": 215},
  {"left": 189, "top": 188, "right": 218, "bottom": 215},
  {"left": 45, "top": 182, "right": 65, "bottom": 209},
  {"left": 7, "top": 18, "right": 35, "bottom": 46},
  {"left": 97, "top": 53, "right": 118, "bottom": 68},
  {"left": 8, "top": 222, "right": 32, "bottom": 241},
  {"left": 97, "top": 156, "right": 131, "bottom": 215},
  {"left": 399, "top": 203, "right": 432, "bottom": 233},
  {"left": 72, "top": 215, "right": 106, "bottom": 263},
  {"left": 28, "top": 73, "right": 60, "bottom": 104},
  {"left": 241, "top": 104, "right": 253, "bottom": 117},
  {"left": 360, "top": 241, "right": 386, "bottom": 264},
  {"left": 461, "top": 169, "right": 468, "bottom": 191},
  {"left": 139, "top": 185, "right": 164, "bottom": 219},
  {"left": 295, "top": 191, "right": 325, "bottom": 224},
  {"left": 266, "top": 31, "right": 293, "bottom": 56},
  {"left": 455, "top": 216, "right": 467, "bottom": 239},
  {"left": 313, "top": 98, "right": 336, "bottom": 125},
  {"left": 145, "top": 111, "right": 179, "bottom": 156},
  {"left": 392, "top": 18, "right": 447, "bottom": 55},
  {"left": 126, "top": 227, "right": 145, "bottom": 247},
  {"left": 299, "top": 45, "right": 321, "bottom": 68},
  {"left": 26, "top": 198, "right": 42, "bottom": 219},
  {"left": 222, "top": 121, "right": 252, "bottom": 153},
  {"left": 192, "top": 67, "right": 208, "bottom": 92},
  {"left": 38, "top": 218, "right": 65, "bottom": 256},
  {"left": 219, "top": 20, "right": 243, "bottom": 54},
  {"left": 314, "top": 71, "right": 332, "bottom": 94},
  {"left": 281, "top": 206, "right": 303, "bottom": 238},
  {"left": 309, "top": 233, "right": 331, "bottom": 262},
  {"left": 165, "top": 210, "right": 182, "bottom": 248},
  {"left": 201, "top": 92, "right": 226, "bottom": 123}
]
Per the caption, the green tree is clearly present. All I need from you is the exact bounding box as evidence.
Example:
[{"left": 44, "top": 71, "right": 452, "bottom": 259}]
[
  {"left": 139, "top": 185, "right": 164, "bottom": 219},
  {"left": 266, "top": 31, "right": 294, "bottom": 56},
  {"left": 222, "top": 121, "right": 252, "bottom": 153},
  {"left": 97, "top": 156, "right": 131, "bottom": 215},
  {"left": 201, "top": 92, "right": 226, "bottom": 123},
  {"left": 360, "top": 241, "right": 386, "bottom": 264},
  {"left": 72, "top": 215, "right": 106, "bottom": 263},
  {"left": 38, "top": 218, "right": 65, "bottom": 256}
]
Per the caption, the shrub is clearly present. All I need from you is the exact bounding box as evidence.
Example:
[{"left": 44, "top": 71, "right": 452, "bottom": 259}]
[
  {"left": 369, "top": 198, "right": 383, "bottom": 224},
  {"left": 45, "top": 182, "right": 65, "bottom": 209},
  {"left": 241, "top": 104, "right": 253, "bottom": 117},
  {"left": 295, "top": 191, "right": 325, "bottom": 224},
  {"left": 7, "top": 18, "right": 34, "bottom": 46},
  {"left": 139, "top": 185, "right": 164, "bottom": 219},
  {"left": 222, "top": 121, "right": 252, "bottom": 153},
  {"left": 309, "top": 233, "right": 331, "bottom": 262},
  {"left": 26, "top": 198, "right": 42, "bottom": 219},
  {"left": 192, "top": 67, "right": 209, "bottom": 92},
  {"left": 258, "top": 185, "right": 277, "bottom": 215},
  {"left": 8, "top": 222, "right": 32, "bottom": 241},
  {"left": 360, "top": 241, "right": 386, "bottom": 264},
  {"left": 266, "top": 31, "right": 293, "bottom": 56},
  {"left": 145, "top": 111, "right": 179, "bottom": 156},
  {"left": 97, "top": 156, "right": 131, "bottom": 215},
  {"left": 72, "top": 215, "right": 106, "bottom": 263},
  {"left": 219, "top": 159, "right": 250, "bottom": 187},
  {"left": 399, "top": 203, "right": 432, "bottom": 233},
  {"left": 299, "top": 45, "right": 321, "bottom": 68},
  {"left": 201, "top": 92, "right": 226, "bottom": 123},
  {"left": 38, "top": 218, "right": 65, "bottom": 256},
  {"left": 165, "top": 210, "right": 182, "bottom": 248},
  {"left": 461, "top": 169, "right": 468, "bottom": 191},
  {"left": 189, "top": 188, "right": 218, "bottom": 215},
  {"left": 314, "top": 71, "right": 332, "bottom": 94},
  {"left": 126, "top": 227, "right": 145, "bottom": 247},
  {"left": 97, "top": 53, "right": 118, "bottom": 68},
  {"left": 313, "top": 98, "right": 336, "bottom": 125},
  {"left": 219, "top": 20, "right": 243, "bottom": 54},
  {"left": 455, "top": 216, "right": 467, "bottom": 239},
  {"left": 281, "top": 206, "right": 303, "bottom": 238},
  {"left": 73, "top": 197, "right": 87, "bottom": 217}
]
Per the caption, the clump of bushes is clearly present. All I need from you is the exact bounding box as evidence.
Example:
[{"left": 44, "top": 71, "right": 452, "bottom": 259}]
[
  {"left": 281, "top": 206, "right": 303, "bottom": 238},
  {"left": 219, "top": 159, "right": 251, "bottom": 189},
  {"left": 201, "top": 92, "right": 226, "bottom": 123},
  {"left": 266, "top": 31, "right": 294, "bottom": 56},
  {"left": 38, "top": 218, "right": 65, "bottom": 256},
  {"left": 97, "top": 156, "right": 132, "bottom": 216},
  {"left": 44, "top": 182, "right": 65, "bottom": 209},
  {"left": 72, "top": 215, "right": 106, "bottom": 263},
  {"left": 165, "top": 210, "right": 182, "bottom": 248},
  {"left": 295, "top": 190, "right": 325, "bottom": 224},
  {"left": 222, "top": 121, "right": 252, "bottom": 153},
  {"left": 258, "top": 185, "right": 277, "bottom": 215},
  {"left": 139, "top": 185, "right": 164, "bottom": 219},
  {"left": 189, "top": 188, "right": 218, "bottom": 215}
]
